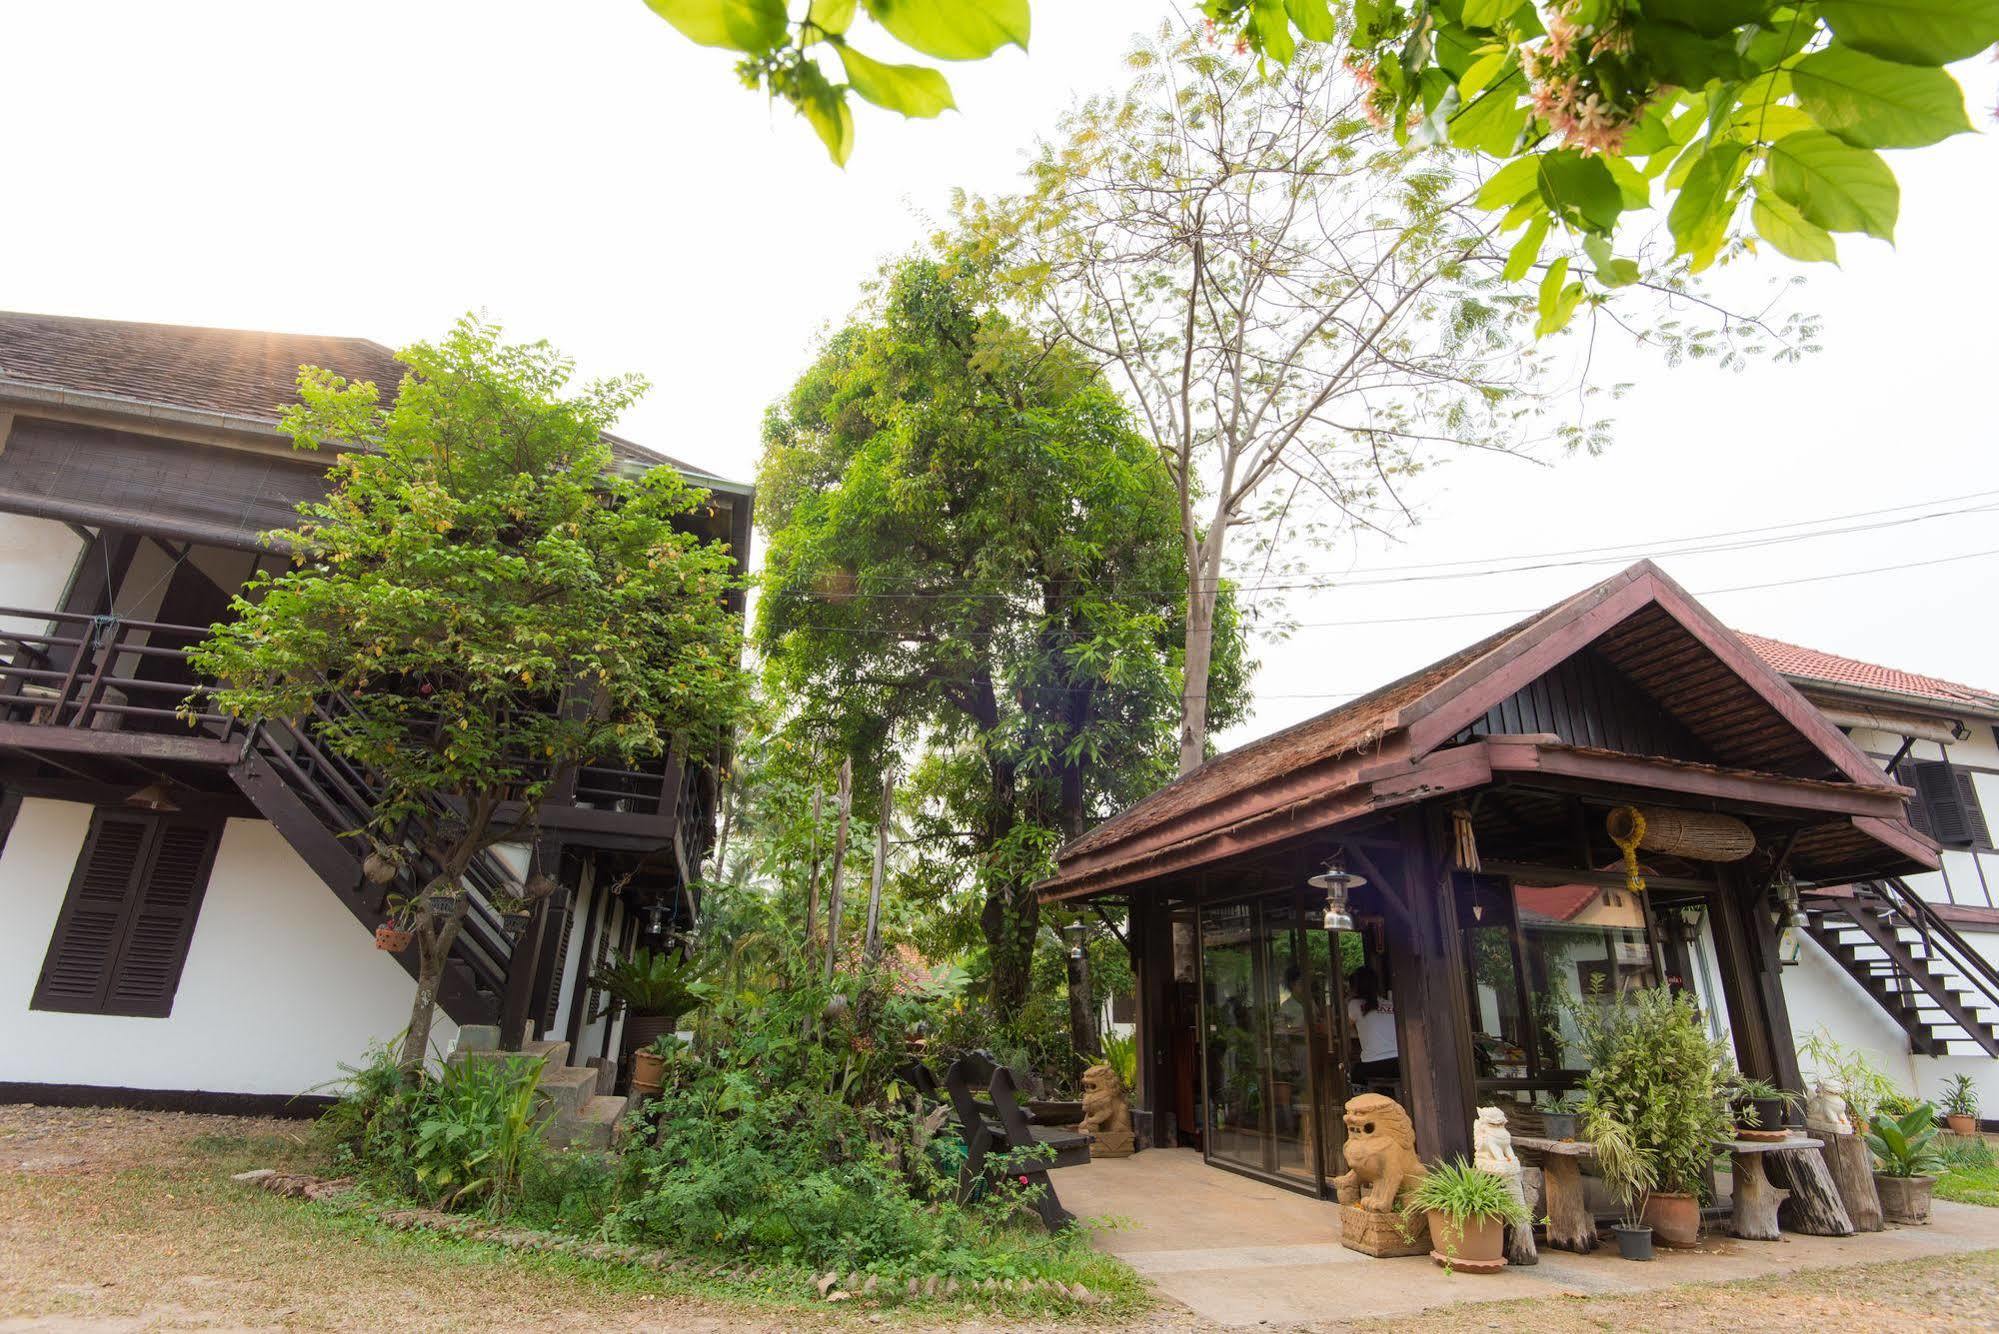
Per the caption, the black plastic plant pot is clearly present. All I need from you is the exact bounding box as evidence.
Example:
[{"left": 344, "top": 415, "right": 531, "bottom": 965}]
[
  {"left": 1613, "top": 1224, "right": 1654, "bottom": 1261},
  {"left": 1752, "top": 1097, "right": 1788, "bottom": 1131},
  {"left": 1542, "top": 1111, "right": 1579, "bottom": 1140}
]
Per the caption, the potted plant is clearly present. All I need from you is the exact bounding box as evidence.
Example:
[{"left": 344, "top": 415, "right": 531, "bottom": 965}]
[
  {"left": 629, "top": 1032, "right": 683, "bottom": 1097},
  {"left": 1575, "top": 988, "right": 1733, "bottom": 1249},
  {"left": 1730, "top": 1074, "right": 1802, "bottom": 1135},
  {"left": 589, "top": 946, "right": 709, "bottom": 1070},
  {"left": 1535, "top": 1090, "right": 1579, "bottom": 1140},
  {"left": 373, "top": 895, "right": 414, "bottom": 953},
  {"left": 1941, "top": 1075, "right": 1980, "bottom": 1137},
  {"left": 1866, "top": 1101, "right": 1944, "bottom": 1224},
  {"left": 1591, "top": 1117, "right": 1660, "bottom": 1261},
  {"left": 1400, "top": 1157, "right": 1528, "bottom": 1272}
]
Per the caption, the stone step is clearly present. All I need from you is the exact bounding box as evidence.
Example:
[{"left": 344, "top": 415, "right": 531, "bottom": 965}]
[
  {"left": 548, "top": 1094, "right": 631, "bottom": 1151},
  {"left": 534, "top": 1064, "right": 602, "bottom": 1120},
  {"left": 521, "top": 1038, "right": 572, "bottom": 1069}
]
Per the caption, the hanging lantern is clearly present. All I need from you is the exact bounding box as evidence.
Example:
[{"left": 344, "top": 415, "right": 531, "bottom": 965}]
[
  {"left": 1062, "top": 921, "right": 1090, "bottom": 961},
  {"left": 641, "top": 900, "right": 670, "bottom": 936},
  {"left": 1308, "top": 852, "right": 1367, "bottom": 932}
]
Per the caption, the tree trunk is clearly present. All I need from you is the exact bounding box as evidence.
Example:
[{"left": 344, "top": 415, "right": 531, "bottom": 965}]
[
  {"left": 864, "top": 767, "right": 894, "bottom": 963},
  {"left": 983, "top": 880, "right": 1038, "bottom": 1020},
  {"left": 399, "top": 890, "right": 469, "bottom": 1070},
  {"left": 1177, "top": 527, "right": 1227, "bottom": 776},
  {"left": 1065, "top": 928, "right": 1098, "bottom": 1078},
  {"left": 804, "top": 783, "right": 824, "bottom": 946},
  {"left": 822, "top": 758, "right": 853, "bottom": 980}
]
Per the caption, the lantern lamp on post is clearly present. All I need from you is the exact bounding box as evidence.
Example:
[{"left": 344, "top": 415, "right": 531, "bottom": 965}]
[
  {"left": 1309, "top": 852, "right": 1367, "bottom": 933},
  {"left": 642, "top": 900, "right": 670, "bottom": 938},
  {"left": 1063, "top": 921, "right": 1090, "bottom": 960}
]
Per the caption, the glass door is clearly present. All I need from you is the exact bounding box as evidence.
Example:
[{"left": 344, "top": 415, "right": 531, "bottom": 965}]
[{"left": 1199, "top": 892, "right": 1344, "bottom": 1192}]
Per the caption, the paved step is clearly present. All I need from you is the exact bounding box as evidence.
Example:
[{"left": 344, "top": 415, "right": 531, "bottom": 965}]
[{"left": 521, "top": 1038, "right": 572, "bottom": 1069}]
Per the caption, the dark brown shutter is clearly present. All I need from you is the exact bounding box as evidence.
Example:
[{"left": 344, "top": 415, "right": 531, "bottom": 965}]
[
  {"left": 104, "top": 821, "right": 220, "bottom": 1017},
  {"left": 1913, "top": 760, "right": 1973, "bottom": 846},
  {"left": 1894, "top": 760, "right": 1934, "bottom": 839},
  {"left": 1954, "top": 768, "right": 1993, "bottom": 851},
  {"left": 33, "top": 814, "right": 153, "bottom": 1012},
  {"left": 32, "top": 811, "right": 219, "bottom": 1017}
]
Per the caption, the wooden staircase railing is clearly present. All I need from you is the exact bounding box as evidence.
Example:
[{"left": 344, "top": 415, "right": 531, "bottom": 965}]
[{"left": 1800, "top": 878, "right": 1999, "bottom": 1060}]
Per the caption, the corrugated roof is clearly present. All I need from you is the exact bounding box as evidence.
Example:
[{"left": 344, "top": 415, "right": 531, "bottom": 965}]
[
  {"left": 0, "top": 311, "right": 715, "bottom": 476},
  {"left": 1740, "top": 632, "right": 1999, "bottom": 717}
]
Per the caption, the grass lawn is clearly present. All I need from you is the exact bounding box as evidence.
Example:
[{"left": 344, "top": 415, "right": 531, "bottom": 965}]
[
  {"left": 1939, "top": 1164, "right": 1999, "bottom": 1207},
  {"left": 5, "top": 1104, "right": 1998, "bottom": 1331}
]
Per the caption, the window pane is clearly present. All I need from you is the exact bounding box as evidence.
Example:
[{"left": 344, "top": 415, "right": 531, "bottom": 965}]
[{"left": 1516, "top": 882, "right": 1657, "bottom": 1073}]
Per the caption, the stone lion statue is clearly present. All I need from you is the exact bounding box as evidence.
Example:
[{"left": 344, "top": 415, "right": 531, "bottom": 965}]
[
  {"left": 1806, "top": 1078, "right": 1854, "bottom": 1135},
  {"left": 1330, "top": 1093, "right": 1424, "bottom": 1212},
  {"left": 1080, "top": 1063, "right": 1135, "bottom": 1156},
  {"left": 1473, "top": 1105, "right": 1519, "bottom": 1174}
]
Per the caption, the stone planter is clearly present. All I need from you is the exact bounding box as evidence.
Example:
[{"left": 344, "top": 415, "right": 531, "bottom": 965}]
[
  {"left": 1642, "top": 1191, "right": 1701, "bottom": 1247},
  {"left": 1946, "top": 1114, "right": 1978, "bottom": 1137},
  {"left": 1874, "top": 1173, "right": 1935, "bottom": 1225},
  {"left": 1425, "top": 1211, "right": 1507, "bottom": 1272}
]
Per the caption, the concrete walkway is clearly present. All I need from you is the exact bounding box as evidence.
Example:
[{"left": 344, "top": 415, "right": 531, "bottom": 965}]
[{"left": 1061, "top": 1148, "right": 1999, "bottom": 1327}]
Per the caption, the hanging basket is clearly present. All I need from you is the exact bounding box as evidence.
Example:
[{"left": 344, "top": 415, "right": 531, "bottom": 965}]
[
  {"left": 374, "top": 924, "right": 413, "bottom": 953},
  {"left": 1606, "top": 805, "right": 1755, "bottom": 863}
]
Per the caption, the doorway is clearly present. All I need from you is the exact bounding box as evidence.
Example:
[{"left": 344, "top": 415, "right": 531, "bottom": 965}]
[{"left": 1197, "top": 891, "right": 1351, "bottom": 1193}]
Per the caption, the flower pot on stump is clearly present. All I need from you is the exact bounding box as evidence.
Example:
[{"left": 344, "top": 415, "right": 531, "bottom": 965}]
[
  {"left": 1425, "top": 1211, "right": 1507, "bottom": 1273},
  {"left": 1641, "top": 1191, "right": 1701, "bottom": 1247},
  {"left": 1874, "top": 1174, "right": 1935, "bottom": 1225}
]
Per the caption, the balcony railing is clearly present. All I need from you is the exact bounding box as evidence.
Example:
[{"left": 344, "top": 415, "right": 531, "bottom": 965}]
[{"left": 0, "top": 605, "right": 240, "bottom": 738}]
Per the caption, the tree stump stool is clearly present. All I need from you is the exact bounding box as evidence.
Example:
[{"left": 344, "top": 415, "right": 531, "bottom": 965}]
[
  {"left": 1820, "top": 1131, "right": 1884, "bottom": 1232},
  {"left": 1767, "top": 1141, "right": 1854, "bottom": 1236}
]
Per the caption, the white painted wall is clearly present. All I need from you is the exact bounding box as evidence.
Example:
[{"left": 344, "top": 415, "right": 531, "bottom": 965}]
[
  {"left": 1850, "top": 720, "right": 1999, "bottom": 910},
  {"left": 1, "top": 798, "right": 456, "bottom": 1096},
  {"left": 0, "top": 512, "right": 83, "bottom": 644}
]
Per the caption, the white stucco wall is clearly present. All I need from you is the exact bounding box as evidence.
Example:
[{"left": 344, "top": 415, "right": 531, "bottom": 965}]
[{"left": 2, "top": 798, "right": 456, "bottom": 1096}]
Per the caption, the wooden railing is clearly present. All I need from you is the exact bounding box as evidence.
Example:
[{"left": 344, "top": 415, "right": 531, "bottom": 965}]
[{"left": 0, "top": 605, "right": 239, "bottom": 737}]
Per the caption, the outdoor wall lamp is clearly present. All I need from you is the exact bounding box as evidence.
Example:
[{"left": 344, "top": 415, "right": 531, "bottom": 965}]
[
  {"left": 641, "top": 901, "right": 670, "bottom": 937},
  {"left": 1771, "top": 875, "right": 1806, "bottom": 966},
  {"left": 1309, "top": 852, "right": 1366, "bottom": 932}
]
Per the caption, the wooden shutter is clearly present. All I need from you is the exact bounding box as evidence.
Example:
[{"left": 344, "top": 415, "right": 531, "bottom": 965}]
[
  {"left": 1954, "top": 768, "right": 1993, "bottom": 852},
  {"left": 1913, "top": 760, "right": 1973, "bottom": 846},
  {"left": 31, "top": 811, "right": 219, "bottom": 1017},
  {"left": 1895, "top": 760, "right": 1934, "bottom": 839}
]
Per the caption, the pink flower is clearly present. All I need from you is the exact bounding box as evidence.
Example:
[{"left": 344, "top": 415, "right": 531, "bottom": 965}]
[{"left": 1542, "top": 19, "right": 1577, "bottom": 64}]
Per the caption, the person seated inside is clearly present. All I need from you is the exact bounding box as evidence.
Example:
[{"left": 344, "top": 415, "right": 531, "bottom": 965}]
[{"left": 1347, "top": 965, "right": 1400, "bottom": 1085}]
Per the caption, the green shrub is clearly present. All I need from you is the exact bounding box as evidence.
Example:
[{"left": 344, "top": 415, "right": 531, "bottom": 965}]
[
  {"left": 589, "top": 947, "right": 709, "bottom": 1020},
  {"left": 1400, "top": 1157, "right": 1530, "bottom": 1229},
  {"left": 516, "top": 1147, "right": 620, "bottom": 1234},
  {"left": 1574, "top": 987, "right": 1732, "bottom": 1201},
  {"left": 1865, "top": 1102, "right": 1945, "bottom": 1179},
  {"left": 1100, "top": 1030, "right": 1138, "bottom": 1091}
]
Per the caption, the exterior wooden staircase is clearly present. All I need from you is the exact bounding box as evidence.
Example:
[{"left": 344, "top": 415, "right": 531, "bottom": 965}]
[
  {"left": 227, "top": 703, "right": 520, "bottom": 1027},
  {"left": 1800, "top": 877, "right": 1999, "bottom": 1059}
]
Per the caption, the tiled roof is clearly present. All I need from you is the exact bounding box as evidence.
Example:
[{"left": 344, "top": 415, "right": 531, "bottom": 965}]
[
  {"left": 1739, "top": 632, "right": 1999, "bottom": 716},
  {"left": 0, "top": 311, "right": 699, "bottom": 473}
]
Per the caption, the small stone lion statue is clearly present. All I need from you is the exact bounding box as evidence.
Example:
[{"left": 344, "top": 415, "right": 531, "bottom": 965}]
[
  {"left": 1330, "top": 1093, "right": 1425, "bottom": 1212},
  {"left": 1473, "top": 1106, "right": 1519, "bottom": 1174},
  {"left": 1806, "top": 1078, "right": 1855, "bottom": 1136},
  {"left": 1080, "top": 1063, "right": 1135, "bottom": 1157}
]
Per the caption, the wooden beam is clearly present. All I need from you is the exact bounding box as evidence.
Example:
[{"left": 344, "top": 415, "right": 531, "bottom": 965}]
[
  {"left": 0, "top": 722, "right": 237, "bottom": 765},
  {"left": 1485, "top": 737, "right": 1910, "bottom": 819}
]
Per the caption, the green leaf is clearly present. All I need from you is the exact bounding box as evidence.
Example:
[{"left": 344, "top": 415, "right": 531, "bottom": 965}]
[
  {"left": 1284, "top": 0, "right": 1337, "bottom": 43},
  {"left": 1643, "top": 0, "right": 1770, "bottom": 36},
  {"left": 1602, "top": 153, "right": 1651, "bottom": 208},
  {"left": 1461, "top": 0, "right": 1522, "bottom": 26},
  {"left": 837, "top": 45, "right": 956, "bottom": 116},
  {"left": 1818, "top": 0, "right": 1999, "bottom": 65},
  {"left": 1253, "top": 0, "right": 1298, "bottom": 63},
  {"left": 1630, "top": 20, "right": 1755, "bottom": 87},
  {"left": 809, "top": 0, "right": 858, "bottom": 33},
  {"left": 1582, "top": 232, "right": 1640, "bottom": 286},
  {"left": 862, "top": 0, "right": 1029, "bottom": 61},
  {"left": 1535, "top": 256, "right": 1584, "bottom": 336},
  {"left": 1475, "top": 154, "right": 1541, "bottom": 210},
  {"left": 1449, "top": 80, "right": 1528, "bottom": 154},
  {"left": 1458, "top": 49, "right": 1511, "bottom": 98},
  {"left": 1536, "top": 150, "right": 1623, "bottom": 234},
  {"left": 1766, "top": 130, "right": 1899, "bottom": 240},
  {"left": 1792, "top": 45, "right": 1973, "bottom": 149},
  {"left": 1666, "top": 141, "right": 1745, "bottom": 269},
  {"left": 642, "top": 0, "right": 788, "bottom": 52},
  {"left": 800, "top": 84, "right": 857, "bottom": 164},
  {"left": 1504, "top": 214, "right": 1548, "bottom": 281},
  {"left": 1750, "top": 186, "right": 1840, "bottom": 263}
]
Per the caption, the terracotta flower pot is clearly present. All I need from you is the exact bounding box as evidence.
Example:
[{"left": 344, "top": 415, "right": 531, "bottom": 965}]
[
  {"left": 629, "top": 1049, "right": 667, "bottom": 1096},
  {"left": 1946, "top": 1114, "right": 1978, "bottom": 1137},
  {"left": 1642, "top": 1191, "right": 1701, "bottom": 1248},
  {"left": 1874, "top": 1173, "right": 1935, "bottom": 1225},
  {"left": 1424, "top": 1211, "right": 1506, "bottom": 1271},
  {"left": 373, "top": 924, "right": 412, "bottom": 953}
]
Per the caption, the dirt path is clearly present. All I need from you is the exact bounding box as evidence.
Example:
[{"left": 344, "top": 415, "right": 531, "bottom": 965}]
[{"left": 4, "top": 1105, "right": 1996, "bottom": 1331}]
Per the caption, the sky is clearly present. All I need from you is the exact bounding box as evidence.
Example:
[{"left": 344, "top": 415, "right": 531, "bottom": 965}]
[{"left": 3, "top": 2, "right": 1995, "bottom": 750}]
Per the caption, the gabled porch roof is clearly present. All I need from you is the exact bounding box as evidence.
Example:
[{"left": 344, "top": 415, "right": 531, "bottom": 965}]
[{"left": 1040, "top": 560, "right": 1934, "bottom": 901}]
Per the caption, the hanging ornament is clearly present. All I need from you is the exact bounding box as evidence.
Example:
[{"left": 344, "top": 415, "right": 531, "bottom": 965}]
[
  {"left": 1451, "top": 803, "right": 1481, "bottom": 872},
  {"left": 1606, "top": 805, "right": 1648, "bottom": 897}
]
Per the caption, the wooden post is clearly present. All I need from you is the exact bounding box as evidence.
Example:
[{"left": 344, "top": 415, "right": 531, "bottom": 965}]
[
  {"left": 823, "top": 758, "right": 853, "bottom": 980},
  {"left": 1383, "top": 807, "right": 1477, "bottom": 1165},
  {"left": 803, "top": 784, "right": 824, "bottom": 945},
  {"left": 1821, "top": 1131, "right": 1885, "bottom": 1232},
  {"left": 1135, "top": 895, "right": 1175, "bottom": 1148},
  {"left": 864, "top": 767, "right": 894, "bottom": 962},
  {"left": 1065, "top": 923, "right": 1099, "bottom": 1075},
  {"left": 1539, "top": 1155, "right": 1597, "bottom": 1253}
]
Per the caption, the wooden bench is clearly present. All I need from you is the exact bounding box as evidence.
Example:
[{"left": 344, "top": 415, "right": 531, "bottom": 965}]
[{"left": 914, "top": 1052, "right": 1090, "bottom": 1231}]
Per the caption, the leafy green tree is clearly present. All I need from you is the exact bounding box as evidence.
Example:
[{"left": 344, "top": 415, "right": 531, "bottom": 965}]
[
  {"left": 191, "top": 316, "right": 748, "bottom": 1068},
  {"left": 755, "top": 259, "right": 1249, "bottom": 1016}
]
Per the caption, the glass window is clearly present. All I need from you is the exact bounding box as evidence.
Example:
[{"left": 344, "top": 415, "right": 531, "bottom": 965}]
[{"left": 1515, "top": 881, "right": 1658, "bottom": 1073}]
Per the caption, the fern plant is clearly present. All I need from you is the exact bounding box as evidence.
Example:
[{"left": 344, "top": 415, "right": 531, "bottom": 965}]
[{"left": 589, "top": 946, "right": 710, "bottom": 1020}]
